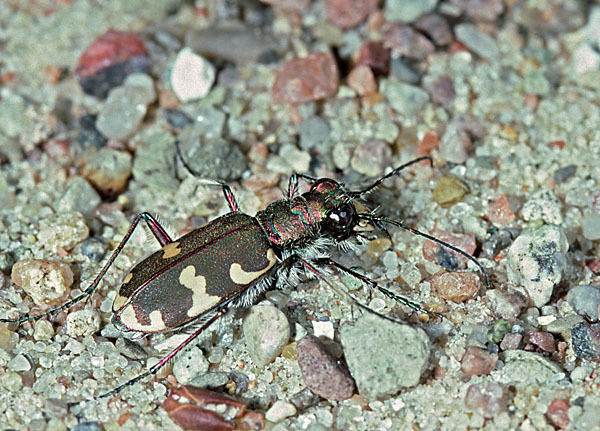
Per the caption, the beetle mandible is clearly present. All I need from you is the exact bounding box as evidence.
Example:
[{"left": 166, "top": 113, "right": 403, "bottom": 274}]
[{"left": 0, "top": 145, "right": 489, "bottom": 405}]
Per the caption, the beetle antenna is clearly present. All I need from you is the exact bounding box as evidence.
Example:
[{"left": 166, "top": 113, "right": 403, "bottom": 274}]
[
  {"left": 348, "top": 156, "right": 433, "bottom": 198},
  {"left": 360, "top": 214, "right": 490, "bottom": 287}
]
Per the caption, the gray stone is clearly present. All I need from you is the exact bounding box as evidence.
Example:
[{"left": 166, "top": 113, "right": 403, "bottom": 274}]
[
  {"left": 566, "top": 285, "right": 600, "bottom": 321},
  {"left": 582, "top": 213, "right": 600, "bottom": 240},
  {"left": 384, "top": 0, "right": 438, "bottom": 23},
  {"left": 454, "top": 24, "right": 499, "bottom": 61},
  {"left": 131, "top": 127, "right": 179, "bottom": 191},
  {"left": 382, "top": 81, "right": 430, "bottom": 118},
  {"left": 340, "top": 314, "right": 430, "bottom": 398},
  {"left": 299, "top": 116, "right": 330, "bottom": 150},
  {"left": 496, "top": 350, "right": 561, "bottom": 385},
  {"left": 243, "top": 305, "right": 290, "bottom": 367},
  {"left": 506, "top": 224, "right": 568, "bottom": 307},
  {"left": 55, "top": 177, "right": 101, "bottom": 216}
]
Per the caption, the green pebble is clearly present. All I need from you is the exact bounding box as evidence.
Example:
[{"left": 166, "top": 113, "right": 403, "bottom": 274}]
[{"left": 488, "top": 319, "right": 512, "bottom": 344}]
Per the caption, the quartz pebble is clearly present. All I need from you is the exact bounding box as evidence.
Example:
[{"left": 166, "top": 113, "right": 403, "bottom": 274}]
[
  {"left": 66, "top": 309, "right": 101, "bottom": 338},
  {"left": 350, "top": 139, "right": 391, "bottom": 177},
  {"left": 325, "top": 0, "right": 378, "bottom": 29},
  {"left": 582, "top": 213, "right": 600, "bottom": 240},
  {"left": 297, "top": 335, "right": 355, "bottom": 401},
  {"left": 415, "top": 14, "right": 452, "bottom": 46},
  {"left": 487, "top": 195, "right": 515, "bottom": 225},
  {"left": 75, "top": 29, "right": 150, "bottom": 99},
  {"left": 566, "top": 285, "right": 600, "bottom": 321},
  {"left": 172, "top": 346, "right": 209, "bottom": 384},
  {"left": 340, "top": 314, "right": 430, "bottom": 398},
  {"left": 464, "top": 383, "right": 507, "bottom": 418},
  {"left": 506, "top": 224, "right": 568, "bottom": 307},
  {"left": 33, "top": 320, "right": 54, "bottom": 341},
  {"left": 500, "top": 333, "right": 523, "bottom": 351},
  {"left": 56, "top": 177, "right": 101, "bottom": 216},
  {"left": 546, "top": 398, "right": 570, "bottom": 429},
  {"left": 485, "top": 288, "right": 527, "bottom": 321},
  {"left": 11, "top": 259, "right": 73, "bottom": 306},
  {"left": 454, "top": 24, "right": 499, "bottom": 61},
  {"left": 265, "top": 400, "right": 297, "bottom": 423},
  {"left": 347, "top": 65, "right": 377, "bottom": 96},
  {"left": 272, "top": 52, "right": 339, "bottom": 104},
  {"left": 38, "top": 211, "right": 90, "bottom": 251},
  {"left": 8, "top": 354, "right": 31, "bottom": 372},
  {"left": 96, "top": 73, "right": 156, "bottom": 140},
  {"left": 382, "top": 81, "right": 430, "bottom": 118},
  {"left": 460, "top": 346, "right": 497, "bottom": 376},
  {"left": 383, "top": 24, "right": 435, "bottom": 61},
  {"left": 521, "top": 190, "right": 563, "bottom": 224},
  {"left": 243, "top": 305, "right": 290, "bottom": 366},
  {"left": 430, "top": 271, "right": 480, "bottom": 302},
  {"left": 80, "top": 148, "right": 132, "bottom": 195},
  {"left": 496, "top": 350, "right": 561, "bottom": 385},
  {"left": 170, "top": 48, "right": 216, "bottom": 102},
  {"left": 450, "top": 0, "right": 504, "bottom": 21}
]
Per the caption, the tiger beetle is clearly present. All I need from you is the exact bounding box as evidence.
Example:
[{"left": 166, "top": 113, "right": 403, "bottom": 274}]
[{"left": 0, "top": 145, "right": 489, "bottom": 407}]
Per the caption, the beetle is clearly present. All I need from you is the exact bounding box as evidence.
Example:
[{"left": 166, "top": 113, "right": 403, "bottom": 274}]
[{"left": 0, "top": 147, "right": 488, "bottom": 405}]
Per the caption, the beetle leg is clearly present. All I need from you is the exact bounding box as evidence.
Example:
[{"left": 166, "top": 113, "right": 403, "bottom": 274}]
[
  {"left": 1, "top": 212, "right": 172, "bottom": 324},
  {"left": 314, "top": 257, "right": 442, "bottom": 318},
  {"left": 287, "top": 173, "right": 318, "bottom": 199},
  {"left": 69, "top": 307, "right": 228, "bottom": 407}
]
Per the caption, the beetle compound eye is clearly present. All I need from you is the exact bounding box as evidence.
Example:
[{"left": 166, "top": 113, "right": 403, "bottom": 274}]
[{"left": 324, "top": 203, "right": 356, "bottom": 239}]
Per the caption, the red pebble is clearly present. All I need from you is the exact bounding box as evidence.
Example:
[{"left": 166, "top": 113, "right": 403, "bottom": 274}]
[
  {"left": 546, "top": 398, "right": 569, "bottom": 429},
  {"left": 353, "top": 41, "right": 391, "bottom": 75},
  {"left": 430, "top": 271, "right": 480, "bottom": 303},
  {"left": 272, "top": 52, "right": 339, "bottom": 104},
  {"left": 464, "top": 383, "right": 507, "bottom": 418},
  {"left": 384, "top": 24, "right": 435, "bottom": 61},
  {"left": 325, "top": 0, "right": 378, "bottom": 29},
  {"left": 348, "top": 65, "right": 377, "bottom": 96},
  {"left": 422, "top": 228, "right": 476, "bottom": 269},
  {"left": 417, "top": 130, "right": 439, "bottom": 157},
  {"left": 526, "top": 331, "right": 556, "bottom": 353},
  {"left": 460, "top": 346, "right": 498, "bottom": 376},
  {"left": 488, "top": 194, "right": 515, "bottom": 225},
  {"left": 75, "top": 29, "right": 150, "bottom": 98}
]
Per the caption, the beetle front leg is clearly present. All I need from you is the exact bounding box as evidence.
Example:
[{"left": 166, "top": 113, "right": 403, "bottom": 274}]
[
  {"left": 1, "top": 212, "right": 173, "bottom": 324},
  {"left": 315, "top": 258, "right": 442, "bottom": 318}
]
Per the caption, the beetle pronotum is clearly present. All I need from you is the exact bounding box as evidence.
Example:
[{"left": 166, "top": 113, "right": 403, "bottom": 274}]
[{"left": 0, "top": 145, "right": 488, "bottom": 406}]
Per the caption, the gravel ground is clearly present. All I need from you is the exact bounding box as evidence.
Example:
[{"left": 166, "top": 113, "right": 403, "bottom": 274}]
[{"left": 0, "top": 1, "right": 599, "bottom": 430}]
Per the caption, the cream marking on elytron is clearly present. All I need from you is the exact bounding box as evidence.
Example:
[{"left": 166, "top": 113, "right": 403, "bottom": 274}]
[
  {"left": 229, "top": 249, "right": 277, "bottom": 285},
  {"left": 161, "top": 241, "right": 181, "bottom": 259},
  {"left": 120, "top": 307, "right": 166, "bottom": 331},
  {"left": 179, "top": 265, "right": 221, "bottom": 317}
]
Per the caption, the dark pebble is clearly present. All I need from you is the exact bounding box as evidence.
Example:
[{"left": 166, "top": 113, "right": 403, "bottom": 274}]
[
  {"left": 525, "top": 331, "right": 556, "bottom": 353},
  {"left": 80, "top": 237, "right": 107, "bottom": 261},
  {"left": 162, "top": 109, "right": 193, "bottom": 129},
  {"left": 383, "top": 23, "right": 435, "bottom": 61},
  {"left": 460, "top": 346, "right": 498, "bottom": 376},
  {"left": 500, "top": 333, "right": 523, "bottom": 351},
  {"left": 353, "top": 41, "right": 391, "bottom": 75},
  {"left": 553, "top": 164, "right": 577, "bottom": 184},
  {"left": 75, "top": 29, "right": 150, "bottom": 99},
  {"left": 566, "top": 285, "right": 600, "bottom": 322},
  {"left": 414, "top": 14, "right": 453, "bottom": 46},
  {"left": 424, "top": 75, "right": 455, "bottom": 105},
  {"left": 75, "top": 114, "right": 106, "bottom": 150},
  {"left": 571, "top": 322, "right": 600, "bottom": 360},
  {"left": 177, "top": 137, "right": 247, "bottom": 182},
  {"left": 297, "top": 335, "right": 355, "bottom": 401},
  {"left": 73, "top": 422, "right": 102, "bottom": 431}
]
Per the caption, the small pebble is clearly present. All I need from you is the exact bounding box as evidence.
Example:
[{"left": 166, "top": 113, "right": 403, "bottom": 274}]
[
  {"left": 38, "top": 211, "right": 90, "bottom": 251},
  {"left": 33, "top": 320, "right": 54, "bottom": 341},
  {"left": 115, "top": 337, "right": 148, "bottom": 360},
  {"left": 72, "top": 422, "right": 102, "bottom": 431},
  {"left": 341, "top": 313, "right": 430, "bottom": 398},
  {"left": 521, "top": 190, "right": 563, "bottom": 224},
  {"left": 460, "top": 346, "right": 498, "bottom": 377},
  {"left": 265, "top": 400, "right": 297, "bottom": 423},
  {"left": 0, "top": 323, "right": 14, "bottom": 349},
  {"left": 353, "top": 41, "right": 390, "bottom": 75},
  {"left": 506, "top": 224, "right": 568, "bottom": 307},
  {"left": 571, "top": 322, "right": 600, "bottom": 360},
  {"left": 366, "top": 238, "right": 392, "bottom": 260},
  {"left": 430, "top": 271, "right": 480, "bottom": 303},
  {"left": 496, "top": 350, "right": 561, "bottom": 385},
  {"left": 80, "top": 148, "right": 132, "bottom": 195},
  {"left": 525, "top": 331, "right": 556, "bottom": 353},
  {"left": 66, "top": 309, "right": 101, "bottom": 338},
  {"left": 582, "top": 213, "right": 600, "bottom": 240},
  {"left": 383, "top": 24, "right": 435, "bottom": 61},
  {"left": 464, "top": 382, "right": 507, "bottom": 418},
  {"left": 176, "top": 137, "right": 247, "bottom": 183},
  {"left": 546, "top": 398, "right": 570, "bottom": 429},
  {"left": 454, "top": 24, "right": 499, "bottom": 60},
  {"left": 487, "top": 195, "right": 515, "bottom": 225},
  {"left": 312, "top": 320, "right": 334, "bottom": 340},
  {"left": 350, "top": 139, "right": 392, "bottom": 177},
  {"left": 297, "top": 335, "right": 355, "bottom": 401},
  {"left": 422, "top": 229, "right": 476, "bottom": 270},
  {"left": 272, "top": 52, "right": 339, "bottom": 104},
  {"left": 96, "top": 74, "right": 155, "bottom": 140},
  {"left": 432, "top": 176, "right": 469, "bottom": 207},
  {"left": 8, "top": 353, "right": 31, "bottom": 372},
  {"left": 347, "top": 65, "right": 377, "bottom": 96},
  {"left": 417, "top": 130, "right": 440, "bottom": 157},
  {"left": 485, "top": 288, "right": 527, "bottom": 321},
  {"left": 55, "top": 177, "right": 101, "bottom": 216},
  {"left": 75, "top": 29, "right": 150, "bottom": 99},
  {"left": 243, "top": 305, "right": 290, "bottom": 366},
  {"left": 500, "top": 333, "right": 523, "bottom": 351},
  {"left": 424, "top": 75, "right": 455, "bottom": 106},
  {"left": 172, "top": 346, "right": 209, "bottom": 384},
  {"left": 488, "top": 319, "right": 512, "bottom": 344},
  {"left": 450, "top": 0, "right": 504, "bottom": 21},
  {"left": 325, "top": 0, "right": 378, "bottom": 29},
  {"left": 414, "top": 14, "right": 452, "bottom": 46},
  {"left": 170, "top": 47, "right": 216, "bottom": 102},
  {"left": 382, "top": 81, "right": 430, "bottom": 118},
  {"left": 11, "top": 259, "right": 73, "bottom": 306},
  {"left": 298, "top": 116, "right": 331, "bottom": 150},
  {"left": 384, "top": 0, "right": 438, "bottom": 23},
  {"left": 570, "top": 366, "right": 592, "bottom": 382},
  {"left": 566, "top": 285, "right": 600, "bottom": 321},
  {"left": 0, "top": 370, "right": 23, "bottom": 391}
]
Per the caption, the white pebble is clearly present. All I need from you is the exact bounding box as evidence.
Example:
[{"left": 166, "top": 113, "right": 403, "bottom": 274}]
[
  {"left": 265, "top": 400, "right": 297, "bottom": 423},
  {"left": 171, "top": 48, "right": 216, "bottom": 102}
]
